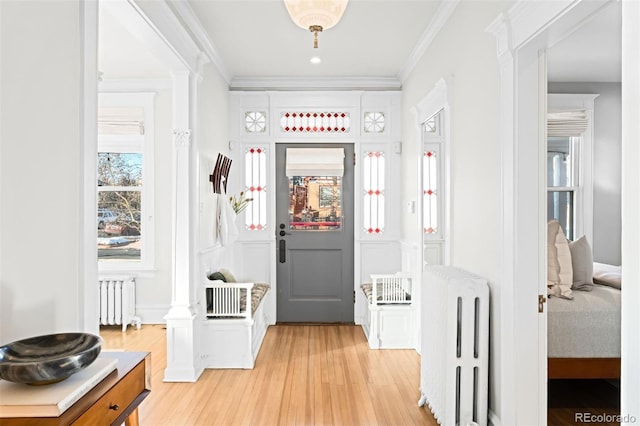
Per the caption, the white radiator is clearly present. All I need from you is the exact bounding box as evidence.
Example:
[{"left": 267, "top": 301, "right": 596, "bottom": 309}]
[
  {"left": 419, "top": 266, "right": 489, "bottom": 426},
  {"left": 99, "top": 277, "right": 141, "bottom": 331}
]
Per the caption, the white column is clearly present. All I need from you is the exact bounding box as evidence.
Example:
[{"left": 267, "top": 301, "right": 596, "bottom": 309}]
[
  {"left": 621, "top": 1, "right": 640, "bottom": 422},
  {"left": 81, "top": 0, "right": 99, "bottom": 335},
  {"left": 164, "top": 70, "right": 201, "bottom": 382}
]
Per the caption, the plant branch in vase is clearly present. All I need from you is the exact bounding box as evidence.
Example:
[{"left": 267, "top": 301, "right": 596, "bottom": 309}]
[{"left": 229, "top": 192, "right": 253, "bottom": 214}]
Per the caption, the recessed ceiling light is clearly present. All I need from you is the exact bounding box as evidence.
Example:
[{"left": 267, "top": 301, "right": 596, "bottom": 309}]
[{"left": 310, "top": 56, "right": 322, "bottom": 65}]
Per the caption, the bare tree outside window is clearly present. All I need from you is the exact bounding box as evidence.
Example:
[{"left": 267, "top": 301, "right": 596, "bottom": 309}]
[{"left": 97, "top": 152, "right": 142, "bottom": 261}]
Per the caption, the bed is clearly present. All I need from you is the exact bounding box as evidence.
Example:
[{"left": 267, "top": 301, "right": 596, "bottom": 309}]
[
  {"left": 360, "top": 273, "right": 415, "bottom": 349},
  {"left": 547, "top": 261, "right": 622, "bottom": 379},
  {"left": 200, "top": 271, "right": 270, "bottom": 369}
]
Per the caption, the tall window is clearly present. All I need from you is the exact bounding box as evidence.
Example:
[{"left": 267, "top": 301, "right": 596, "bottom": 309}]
[
  {"left": 547, "top": 136, "right": 580, "bottom": 241},
  {"left": 423, "top": 111, "right": 443, "bottom": 239},
  {"left": 423, "top": 150, "right": 439, "bottom": 235},
  {"left": 245, "top": 147, "right": 267, "bottom": 230},
  {"left": 98, "top": 93, "right": 154, "bottom": 269},
  {"left": 546, "top": 102, "right": 594, "bottom": 243},
  {"left": 422, "top": 108, "right": 446, "bottom": 267},
  {"left": 363, "top": 151, "right": 385, "bottom": 234}
]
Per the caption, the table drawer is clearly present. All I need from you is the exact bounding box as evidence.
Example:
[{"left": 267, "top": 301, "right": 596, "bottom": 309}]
[{"left": 72, "top": 360, "right": 145, "bottom": 425}]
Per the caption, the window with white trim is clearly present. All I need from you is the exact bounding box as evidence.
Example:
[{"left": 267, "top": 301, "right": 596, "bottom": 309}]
[
  {"left": 97, "top": 93, "right": 155, "bottom": 270},
  {"left": 423, "top": 110, "right": 443, "bottom": 239},
  {"left": 547, "top": 135, "right": 580, "bottom": 241},
  {"left": 546, "top": 105, "right": 593, "bottom": 242},
  {"left": 422, "top": 108, "right": 447, "bottom": 267}
]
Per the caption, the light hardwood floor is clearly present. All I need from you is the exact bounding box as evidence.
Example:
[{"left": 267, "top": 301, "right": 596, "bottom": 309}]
[{"left": 101, "top": 324, "right": 438, "bottom": 426}]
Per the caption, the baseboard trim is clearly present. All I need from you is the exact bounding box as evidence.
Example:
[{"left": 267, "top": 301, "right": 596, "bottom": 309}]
[{"left": 136, "top": 304, "right": 170, "bottom": 324}]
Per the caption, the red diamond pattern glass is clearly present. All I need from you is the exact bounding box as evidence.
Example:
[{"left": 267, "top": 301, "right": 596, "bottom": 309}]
[
  {"left": 363, "top": 151, "right": 385, "bottom": 234},
  {"left": 280, "top": 112, "right": 350, "bottom": 133},
  {"left": 423, "top": 151, "right": 438, "bottom": 234},
  {"left": 245, "top": 147, "right": 267, "bottom": 231}
]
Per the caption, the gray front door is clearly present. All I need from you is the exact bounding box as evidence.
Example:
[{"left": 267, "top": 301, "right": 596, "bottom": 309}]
[{"left": 276, "top": 143, "right": 354, "bottom": 323}]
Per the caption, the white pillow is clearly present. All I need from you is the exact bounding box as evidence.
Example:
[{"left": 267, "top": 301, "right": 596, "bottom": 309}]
[
  {"left": 593, "top": 262, "right": 622, "bottom": 290},
  {"left": 219, "top": 268, "right": 237, "bottom": 283},
  {"left": 547, "top": 220, "right": 573, "bottom": 299},
  {"left": 569, "top": 235, "right": 594, "bottom": 291}
]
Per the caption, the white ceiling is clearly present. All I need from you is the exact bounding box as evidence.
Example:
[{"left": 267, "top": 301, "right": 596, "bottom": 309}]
[
  {"left": 99, "top": 0, "right": 444, "bottom": 85},
  {"left": 99, "top": 0, "right": 622, "bottom": 86},
  {"left": 185, "top": 0, "right": 441, "bottom": 80},
  {"left": 547, "top": 1, "right": 621, "bottom": 83}
]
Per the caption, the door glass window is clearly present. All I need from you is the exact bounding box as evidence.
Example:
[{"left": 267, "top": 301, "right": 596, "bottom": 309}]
[{"left": 289, "top": 176, "right": 342, "bottom": 230}]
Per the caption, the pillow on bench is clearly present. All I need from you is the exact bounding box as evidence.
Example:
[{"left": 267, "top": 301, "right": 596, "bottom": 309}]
[
  {"left": 207, "top": 271, "right": 227, "bottom": 282},
  {"left": 241, "top": 283, "right": 270, "bottom": 315}
]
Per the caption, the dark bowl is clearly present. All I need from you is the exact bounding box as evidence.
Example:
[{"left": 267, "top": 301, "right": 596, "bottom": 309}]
[{"left": 0, "top": 333, "right": 102, "bottom": 385}]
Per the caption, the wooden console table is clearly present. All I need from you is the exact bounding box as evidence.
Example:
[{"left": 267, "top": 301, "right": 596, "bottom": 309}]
[{"left": 0, "top": 351, "right": 150, "bottom": 426}]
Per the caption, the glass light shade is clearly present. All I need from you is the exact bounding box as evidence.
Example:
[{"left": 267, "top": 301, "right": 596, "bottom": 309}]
[{"left": 284, "top": 0, "right": 348, "bottom": 31}]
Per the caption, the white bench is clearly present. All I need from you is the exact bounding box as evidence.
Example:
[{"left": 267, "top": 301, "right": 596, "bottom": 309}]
[
  {"left": 201, "top": 278, "right": 270, "bottom": 369},
  {"left": 360, "top": 272, "right": 415, "bottom": 349}
]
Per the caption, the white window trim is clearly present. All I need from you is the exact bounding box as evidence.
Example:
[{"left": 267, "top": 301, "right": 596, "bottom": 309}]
[
  {"left": 423, "top": 116, "right": 445, "bottom": 241},
  {"left": 413, "top": 78, "right": 452, "bottom": 270},
  {"left": 547, "top": 93, "right": 599, "bottom": 245},
  {"left": 98, "top": 92, "right": 156, "bottom": 272}
]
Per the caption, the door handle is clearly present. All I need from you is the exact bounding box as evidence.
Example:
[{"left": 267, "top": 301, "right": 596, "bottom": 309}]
[
  {"left": 279, "top": 239, "right": 286, "bottom": 263},
  {"left": 278, "top": 223, "right": 291, "bottom": 237}
]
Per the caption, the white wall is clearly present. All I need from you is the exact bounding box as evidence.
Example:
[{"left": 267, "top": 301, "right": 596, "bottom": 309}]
[
  {"left": 133, "top": 88, "right": 174, "bottom": 322},
  {"left": 401, "top": 1, "right": 508, "bottom": 421},
  {"left": 548, "top": 82, "right": 622, "bottom": 265},
  {"left": 197, "top": 63, "right": 231, "bottom": 288},
  {"left": 0, "top": 1, "right": 86, "bottom": 342}
]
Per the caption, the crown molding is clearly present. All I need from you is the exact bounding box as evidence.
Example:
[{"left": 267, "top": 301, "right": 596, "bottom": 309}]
[
  {"left": 169, "top": 0, "right": 232, "bottom": 84},
  {"left": 398, "top": 0, "right": 460, "bottom": 83},
  {"left": 229, "top": 76, "right": 402, "bottom": 91}
]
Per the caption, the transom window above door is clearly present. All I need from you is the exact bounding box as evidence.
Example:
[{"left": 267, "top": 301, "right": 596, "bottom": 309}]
[{"left": 280, "top": 112, "right": 351, "bottom": 133}]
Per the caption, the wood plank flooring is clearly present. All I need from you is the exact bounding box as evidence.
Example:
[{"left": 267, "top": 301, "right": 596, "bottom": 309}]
[
  {"left": 101, "top": 324, "right": 437, "bottom": 426},
  {"left": 101, "top": 324, "right": 620, "bottom": 425}
]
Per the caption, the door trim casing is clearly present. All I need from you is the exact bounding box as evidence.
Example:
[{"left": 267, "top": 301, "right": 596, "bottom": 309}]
[
  {"left": 274, "top": 142, "right": 355, "bottom": 323},
  {"left": 487, "top": 1, "right": 623, "bottom": 424}
]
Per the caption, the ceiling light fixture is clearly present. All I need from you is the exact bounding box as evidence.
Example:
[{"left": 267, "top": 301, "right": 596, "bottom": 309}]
[
  {"left": 284, "top": 0, "right": 348, "bottom": 48},
  {"left": 310, "top": 56, "right": 322, "bottom": 64}
]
